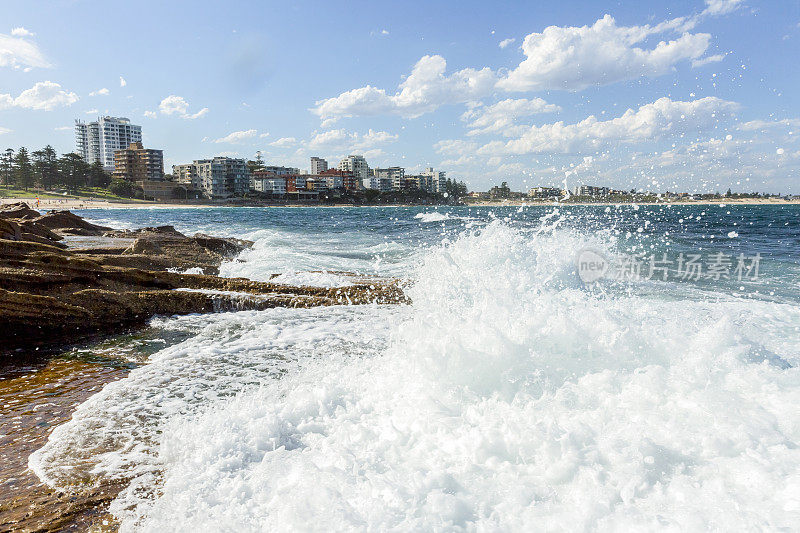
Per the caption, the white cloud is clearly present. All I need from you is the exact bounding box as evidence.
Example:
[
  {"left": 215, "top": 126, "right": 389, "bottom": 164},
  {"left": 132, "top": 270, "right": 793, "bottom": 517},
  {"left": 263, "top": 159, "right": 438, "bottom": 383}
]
[
  {"left": 214, "top": 150, "right": 240, "bottom": 157},
  {"left": 10, "top": 27, "right": 35, "bottom": 37},
  {"left": 0, "top": 126, "right": 11, "bottom": 135},
  {"left": 54, "top": 126, "right": 72, "bottom": 131},
  {"left": 259, "top": 132, "right": 270, "bottom": 138},
  {"left": 360, "top": 129, "right": 399, "bottom": 146},
  {"left": 212, "top": 129, "right": 258, "bottom": 144},
  {"left": 85, "top": 108, "right": 98, "bottom": 114},
  {"left": 702, "top": 0, "right": 744, "bottom": 16},
  {"left": 498, "top": 15, "right": 711, "bottom": 92},
  {"left": 479, "top": 96, "right": 738, "bottom": 155},
  {"left": 119, "top": 76, "right": 127, "bottom": 87},
  {"left": 89, "top": 87, "right": 110, "bottom": 96},
  {"left": 143, "top": 110, "right": 157, "bottom": 119},
  {"left": 738, "top": 118, "right": 800, "bottom": 131},
  {"left": 692, "top": 53, "right": 725, "bottom": 67},
  {"left": 307, "top": 128, "right": 398, "bottom": 152},
  {"left": 0, "top": 81, "right": 79, "bottom": 111},
  {"left": 382, "top": 29, "right": 389, "bottom": 35},
  {"left": 462, "top": 98, "right": 561, "bottom": 136},
  {"left": 434, "top": 139, "right": 479, "bottom": 156},
  {"left": 313, "top": 55, "right": 497, "bottom": 120},
  {"left": 270, "top": 137, "right": 297, "bottom": 147},
  {"left": 159, "top": 95, "right": 209, "bottom": 119},
  {"left": 314, "top": 10, "right": 732, "bottom": 122},
  {"left": 498, "top": 38, "right": 516, "bottom": 49},
  {"left": 0, "top": 31, "right": 50, "bottom": 69}
]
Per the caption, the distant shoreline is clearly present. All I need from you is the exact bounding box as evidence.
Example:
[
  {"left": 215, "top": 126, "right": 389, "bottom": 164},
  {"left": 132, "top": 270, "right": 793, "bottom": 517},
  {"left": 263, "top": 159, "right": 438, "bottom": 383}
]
[{"left": 1, "top": 196, "right": 798, "bottom": 210}]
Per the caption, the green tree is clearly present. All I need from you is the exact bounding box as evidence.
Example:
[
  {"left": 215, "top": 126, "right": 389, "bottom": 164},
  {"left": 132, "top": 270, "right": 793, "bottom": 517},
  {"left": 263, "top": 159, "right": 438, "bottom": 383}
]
[
  {"left": 88, "top": 160, "right": 111, "bottom": 188},
  {"left": 109, "top": 178, "right": 136, "bottom": 198},
  {"left": 40, "top": 145, "right": 60, "bottom": 189},
  {"left": 14, "top": 147, "right": 34, "bottom": 190},
  {"left": 58, "top": 153, "right": 89, "bottom": 192},
  {"left": 1, "top": 148, "right": 14, "bottom": 188}
]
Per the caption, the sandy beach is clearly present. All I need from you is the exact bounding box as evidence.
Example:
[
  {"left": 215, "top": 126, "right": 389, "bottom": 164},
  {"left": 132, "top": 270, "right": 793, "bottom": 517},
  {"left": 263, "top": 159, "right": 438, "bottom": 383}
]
[{"left": 2, "top": 196, "right": 797, "bottom": 211}]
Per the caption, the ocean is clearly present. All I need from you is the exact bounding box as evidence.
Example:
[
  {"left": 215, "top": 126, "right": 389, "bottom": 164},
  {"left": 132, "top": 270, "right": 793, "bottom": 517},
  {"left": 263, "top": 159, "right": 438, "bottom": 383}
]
[{"left": 27, "top": 204, "right": 800, "bottom": 530}]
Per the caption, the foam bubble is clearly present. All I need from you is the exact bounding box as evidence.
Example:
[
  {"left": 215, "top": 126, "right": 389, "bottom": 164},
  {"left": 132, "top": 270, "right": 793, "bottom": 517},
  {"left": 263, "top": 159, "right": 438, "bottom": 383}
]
[{"left": 32, "top": 219, "right": 800, "bottom": 531}]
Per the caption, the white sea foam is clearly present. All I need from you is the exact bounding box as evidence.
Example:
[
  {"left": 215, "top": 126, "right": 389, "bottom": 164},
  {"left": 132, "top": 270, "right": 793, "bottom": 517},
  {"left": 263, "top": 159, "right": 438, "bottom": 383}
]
[
  {"left": 31, "top": 220, "right": 800, "bottom": 531},
  {"left": 414, "top": 211, "right": 476, "bottom": 224}
]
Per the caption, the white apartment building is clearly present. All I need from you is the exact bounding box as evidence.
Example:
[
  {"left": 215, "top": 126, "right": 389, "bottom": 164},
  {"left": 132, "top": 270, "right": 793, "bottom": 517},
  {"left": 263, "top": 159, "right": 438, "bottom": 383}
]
[
  {"left": 310, "top": 157, "right": 328, "bottom": 175},
  {"left": 261, "top": 165, "right": 299, "bottom": 175},
  {"left": 373, "top": 167, "right": 405, "bottom": 191},
  {"left": 175, "top": 157, "right": 249, "bottom": 198},
  {"left": 75, "top": 116, "right": 142, "bottom": 171},
  {"left": 338, "top": 155, "right": 370, "bottom": 181},
  {"left": 252, "top": 176, "right": 287, "bottom": 195},
  {"left": 420, "top": 167, "right": 447, "bottom": 193}
]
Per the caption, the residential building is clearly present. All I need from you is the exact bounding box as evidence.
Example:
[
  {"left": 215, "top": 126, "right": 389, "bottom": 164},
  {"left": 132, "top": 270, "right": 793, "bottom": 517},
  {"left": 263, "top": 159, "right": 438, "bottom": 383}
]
[
  {"left": 373, "top": 167, "right": 405, "bottom": 191},
  {"left": 174, "top": 157, "right": 249, "bottom": 198},
  {"left": 113, "top": 142, "right": 164, "bottom": 182},
  {"left": 338, "top": 155, "right": 370, "bottom": 181},
  {"left": 251, "top": 172, "right": 287, "bottom": 195},
  {"left": 319, "top": 168, "right": 358, "bottom": 190},
  {"left": 173, "top": 163, "right": 200, "bottom": 189},
  {"left": 528, "top": 186, "right": 564, "bottom": 199},
  {"left": 574, "top": 185, "right": 610, "bottom": 197},
  {"left": 420, "top": 167, "right": 447, "bottom": 193},
  {"left": 261, "top": 165, "right": 299, "bottom": 175},
  {"left": 310, "top": 157, "right": 328, "bottom": 175},
  {"left": 75, "top": 116, "right": 142, "bottom": 171}
]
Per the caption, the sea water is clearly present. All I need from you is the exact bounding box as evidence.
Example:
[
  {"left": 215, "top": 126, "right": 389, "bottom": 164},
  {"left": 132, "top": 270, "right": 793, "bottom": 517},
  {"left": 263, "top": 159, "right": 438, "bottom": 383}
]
[{"left": 28, "top": 205, "right": 800, "bottom": 531}]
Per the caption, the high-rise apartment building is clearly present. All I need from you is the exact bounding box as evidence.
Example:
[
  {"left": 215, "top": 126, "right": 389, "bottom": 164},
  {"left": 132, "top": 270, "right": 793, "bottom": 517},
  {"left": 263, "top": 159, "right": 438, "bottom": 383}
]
[
  {"left": 338, "top": 155, "right": 370, "bottom": 181},
  {"left": 75, "top": 116, "right": 142, "bottom": 171},
  {"left": 113, "top": 142, "right": 164, "bottom": 181},
  {"left": 310, "top": 157, "right": 328, "bottom": 175}
]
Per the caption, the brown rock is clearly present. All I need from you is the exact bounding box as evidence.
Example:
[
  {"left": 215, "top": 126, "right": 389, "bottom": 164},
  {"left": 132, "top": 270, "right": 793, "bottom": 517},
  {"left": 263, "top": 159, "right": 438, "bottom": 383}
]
[
  {"left": 0, "top": 201, "right": 40, "bottom": 220},
  {"left": 0, "top": 218, "right": 22, "bottom": 241},
  {"left": 0, "top": 211, "right": 407, "bottom": 352},
  {"left": 33, "top": 210, "right": 112, "bottom": 236}
]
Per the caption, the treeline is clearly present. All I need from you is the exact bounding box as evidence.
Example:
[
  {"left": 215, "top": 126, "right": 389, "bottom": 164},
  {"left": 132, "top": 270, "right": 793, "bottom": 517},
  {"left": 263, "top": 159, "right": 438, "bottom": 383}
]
[{"left": 0, "top": 146, "right": 111, "bottom": 192}]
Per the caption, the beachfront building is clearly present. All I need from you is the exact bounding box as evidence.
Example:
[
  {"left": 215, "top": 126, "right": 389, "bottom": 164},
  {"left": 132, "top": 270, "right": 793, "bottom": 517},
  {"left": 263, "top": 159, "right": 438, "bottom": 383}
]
[
  {"left": 338, "top": 155, "right": 370, "bottom": 182},
  {"left": 261, "top": 165, "right": 299, "bottom": 175},
  {"left": 75, "top": 116, "right": 142, "bottom": 171},
  {"left": 173, "top": 163, "right": 200, "bottom": 189},
  {"left": 113, "top": 142, "right": 164, "bottom": 182},
  {"left": 173, "top": 157, "right": 249, "bottom": 198},
  {"left": 310, "top": 157, "right": 328, "bottom": 175},
  {"left": 251, "top": 171, "right": 287, "bottom": 196},
  {"left": 574, "top": 185, "right": 610, "bottom": 197},
  {"left": 373, "top": 167, "right": 405, "bottom": 191},
  {"left": 528, "top": 186, "right": 563, "bottom": 199},
  {"left": 420, "top": 168, "right": 447, "bottom": 194}
]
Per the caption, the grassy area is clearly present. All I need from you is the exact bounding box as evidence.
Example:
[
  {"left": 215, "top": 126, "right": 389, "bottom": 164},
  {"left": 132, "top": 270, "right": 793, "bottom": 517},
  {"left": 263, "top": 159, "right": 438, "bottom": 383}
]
[
  {"left": 0, "top": 188, "right": 71, "bottom": 199},
  {"left": 0, "top": 187, "right": 150, "bottom": 202}
]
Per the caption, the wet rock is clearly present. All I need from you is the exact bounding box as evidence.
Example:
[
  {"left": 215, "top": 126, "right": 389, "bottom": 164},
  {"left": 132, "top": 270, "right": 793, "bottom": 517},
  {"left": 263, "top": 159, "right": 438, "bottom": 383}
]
[
  {"left": 0, "top": 201, "right": 40, "bottom": 220},
  {"left": 0, "top": 218, "right": 22, "bottom": 241},
  {"left": 33, "top": 210, "right": 112, "bottom": 236},
  {"left": 0, "top": 210, "right": 407, "bottom": 352}
]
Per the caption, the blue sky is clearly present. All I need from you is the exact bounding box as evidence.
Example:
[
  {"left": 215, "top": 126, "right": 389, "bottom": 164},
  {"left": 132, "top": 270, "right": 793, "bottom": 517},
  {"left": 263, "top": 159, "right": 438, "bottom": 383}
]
[{"left": 1, "top": 0, "right": 799, "bottom": 192}]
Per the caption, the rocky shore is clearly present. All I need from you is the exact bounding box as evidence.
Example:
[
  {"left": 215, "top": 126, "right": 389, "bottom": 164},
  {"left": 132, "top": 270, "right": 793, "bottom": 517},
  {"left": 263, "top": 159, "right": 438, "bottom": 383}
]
[
  {"left": 0, "top": 202, "right": 408, "bottom": 532},
  {"left": 0, "top": 202, "right": 407, "bottom": 353}
]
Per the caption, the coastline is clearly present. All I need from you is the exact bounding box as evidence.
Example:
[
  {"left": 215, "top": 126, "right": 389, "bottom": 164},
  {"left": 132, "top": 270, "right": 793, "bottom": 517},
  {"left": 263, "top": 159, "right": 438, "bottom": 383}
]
[{"left": 2, "top": 196, "right": 799, "bottom": 210}]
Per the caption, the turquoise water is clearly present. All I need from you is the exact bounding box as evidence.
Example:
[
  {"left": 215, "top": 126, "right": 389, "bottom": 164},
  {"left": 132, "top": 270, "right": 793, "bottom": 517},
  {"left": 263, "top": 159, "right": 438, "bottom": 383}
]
[{"left": 30, "top": 204, "right": 800, "bottom": 531}]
